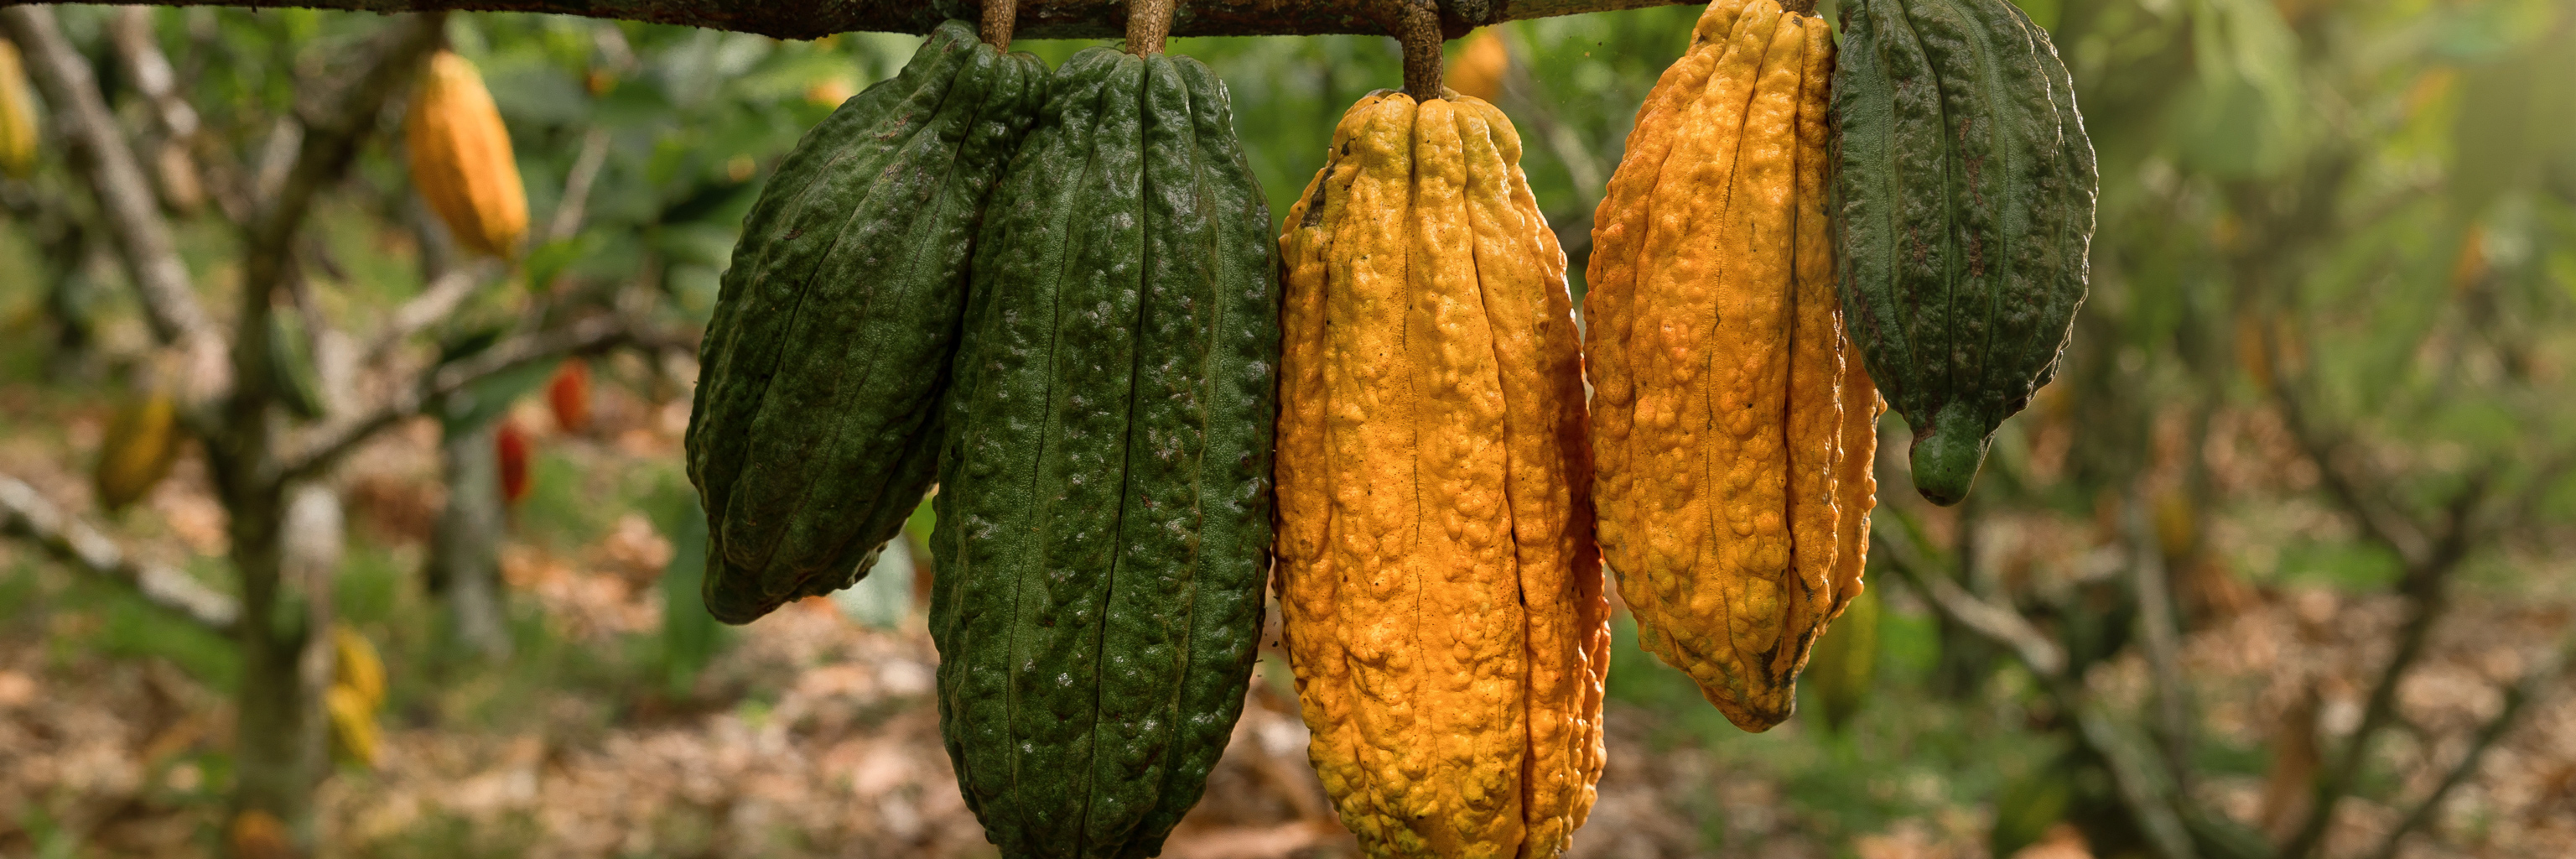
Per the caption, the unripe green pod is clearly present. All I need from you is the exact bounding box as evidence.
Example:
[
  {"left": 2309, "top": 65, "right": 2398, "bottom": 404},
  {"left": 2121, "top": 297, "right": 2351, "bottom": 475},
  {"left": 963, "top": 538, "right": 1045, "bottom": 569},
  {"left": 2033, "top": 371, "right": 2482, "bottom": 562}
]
[{"left": 1832, "top": 0, "right": 2097, "bottom": 505}]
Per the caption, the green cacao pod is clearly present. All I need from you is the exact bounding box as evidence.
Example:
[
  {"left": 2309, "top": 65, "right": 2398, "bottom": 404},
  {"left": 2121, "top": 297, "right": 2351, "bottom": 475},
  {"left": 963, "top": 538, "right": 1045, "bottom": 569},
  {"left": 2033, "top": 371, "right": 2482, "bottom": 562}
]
[
  {"left": 267, "top": 310, "right": 325, "bottom": 420},
  {"left": 687, "top": 22, "right": 1044, "bottom": 624},
  {"left": 1831, "top": 0, "right": 2096, "bottom": 505},
  {"left": 1801, "top": 583, "right": 1878, "bottom": 733},
  {"left": 931, "top": 46, "right": 1278, "bottom": 859}
]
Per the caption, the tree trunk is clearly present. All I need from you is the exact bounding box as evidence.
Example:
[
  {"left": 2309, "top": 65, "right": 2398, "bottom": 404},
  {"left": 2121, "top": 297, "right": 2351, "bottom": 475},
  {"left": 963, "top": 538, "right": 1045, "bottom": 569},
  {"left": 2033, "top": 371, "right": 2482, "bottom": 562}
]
[
  {"left": 429, "top": 420, "right": 512, "bottom": 660},
  {"left": 223, "top": 478, "right": 317, "bottom": 847}
]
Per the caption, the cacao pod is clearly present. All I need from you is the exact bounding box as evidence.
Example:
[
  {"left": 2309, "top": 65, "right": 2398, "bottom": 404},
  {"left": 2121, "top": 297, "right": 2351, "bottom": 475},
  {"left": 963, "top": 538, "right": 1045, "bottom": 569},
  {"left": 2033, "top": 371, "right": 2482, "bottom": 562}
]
[
  {"left": 1275, "top": 87, "right": 1607, "bottom": 858},
  {"left": 94, "top": 393, "right": 183, "bottom": 512},
  {"left": 1802, "top": 583, "right": 1879, "bottom": 733},
  {"left": 326, "top": 624, "right": 388, "bottom": 767},
  {"left": 331, "top": 622, "right": 387, "bottom": 709},
  {"left": 1, "top": 37, "right": 39, "bottom": 179},
  {"left": 1446, "top": 29, "right": 1510, "bottom": 102},
  {"left": 1832, "top": 0, "right": 2097, "bottom": 505},
  {"left": 407, "top": 50, "right": 527, "bottom": 258},
  {"left": 267, "top": 310, "right": 325, "bottom": 419},
  {"left": 1583, "top": 0, "right": 1878, "bottom": 733},
  {"left": 325, "top": 684, "right": 382, "bottom": 766},
  {"left": 547, "top": 359, "right": 591, "bottom": 433},
  {"left": 496, "top": 417, "right": 530, "bottom": 505},
  {"left": 931, "top": 45, "right": 1277, "bottom": 859},
  {"left": 686, "top": 22, "right": 1044, "bottom": 624}
]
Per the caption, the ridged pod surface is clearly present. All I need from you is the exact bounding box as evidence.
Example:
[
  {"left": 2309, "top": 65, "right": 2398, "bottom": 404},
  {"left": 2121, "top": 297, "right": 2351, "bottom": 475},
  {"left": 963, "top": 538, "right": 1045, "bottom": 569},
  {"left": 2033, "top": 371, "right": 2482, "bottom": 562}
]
[
  {"left": 1832, "top": 0, "right": 2096, "bottom": 505},
  {"left": 688, "top": 22, "right": 1045, "bottom": 624},
  {"left": 0, "top": 38, "right": 36, "bottom": 179},
  {"left": 1582, "top": 0, "right": 1879, "bottom": 733},
  {"left": 1275, "top": 89, "right": 1607, "bottom": 858},
  {"left": 94, "top": 393, "right": 182, "bottom": 512},
  {"left": 931, "top": 46, "right": 1277, "bottom": 859},
  {"left": 405, "top": 51, "right": 527, "bottom": 258}
]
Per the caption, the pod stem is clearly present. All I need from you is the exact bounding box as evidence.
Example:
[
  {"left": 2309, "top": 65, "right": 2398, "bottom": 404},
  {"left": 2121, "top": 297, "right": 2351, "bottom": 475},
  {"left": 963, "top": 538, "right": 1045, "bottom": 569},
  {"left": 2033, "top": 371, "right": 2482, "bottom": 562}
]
[
  {"left": 1128, "top": 0, "right": 1173, "bottom": 55},
  {"left": 1395, "top": 0, "right": 1442, "bottom": 100},
  {"left": 980, "top": 0, "right": 1016, "bottom": 49}
]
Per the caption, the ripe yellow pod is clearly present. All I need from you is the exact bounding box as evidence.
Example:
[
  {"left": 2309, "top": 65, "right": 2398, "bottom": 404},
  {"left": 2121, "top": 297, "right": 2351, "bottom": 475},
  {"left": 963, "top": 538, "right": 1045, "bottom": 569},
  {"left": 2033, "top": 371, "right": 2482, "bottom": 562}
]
[
  {"left": 94, "top": 393, "right": 183, "bottom": 513},
  {"left": 1276, "top": 89, "right": 1609, "bottom": 859},
  {"left": 406, "top": 50, "right": 527, "bottom": 258},
  {"left": 1582, "top": 0, "right": 1879, "bottom": 732},
  {"left": 1, "top": 37, "right": 39, "bottom": 179}
]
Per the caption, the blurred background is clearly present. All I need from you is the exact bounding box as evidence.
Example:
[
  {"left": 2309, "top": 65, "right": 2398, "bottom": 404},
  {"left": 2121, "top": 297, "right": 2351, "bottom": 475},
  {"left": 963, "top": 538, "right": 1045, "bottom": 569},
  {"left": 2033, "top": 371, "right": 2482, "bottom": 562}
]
[{"left": 2, "top": 0, "right": 2573, "bottom": 856}]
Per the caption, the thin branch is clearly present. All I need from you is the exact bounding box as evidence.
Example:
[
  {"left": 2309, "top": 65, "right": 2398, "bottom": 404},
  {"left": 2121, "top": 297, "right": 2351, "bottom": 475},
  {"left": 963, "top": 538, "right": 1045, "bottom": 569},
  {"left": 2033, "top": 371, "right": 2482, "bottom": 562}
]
[
  {"left": 2277, "top": 507, "right": 2479, "bottom": 859},
  {"left": 364, "top": 263, "right": 496, "bottom": 363},
  {"left": 278, "top": 314, "right": 642, "bottom": 482},
  {"left": 110, "top": 9, "right": 202, "bottom": 138},
  {"left": 0, "top": 7, "right": 228, "bottom": 398},
  {"left": 2361, "top": 639, "right": 2571, "bottom": 859},
  {"left": 2259, "top": 325, "right": 2432, "bottom": 567},
  {"left": 544, "top": 128, "right": 612, "bottom": 245},
  {"left": 0, "top": 0, "right": 1699, "bottom": 40},
  {"left": 2128, "top": 491, "right": 2197, "bottom": 791},
  {"left": 1878, "top": 519, "right": 2197, "bottom": 859},
  {"left": 2073, "top": 704, "right": 2203, "bottom": 859},
  {"left": 1872, "top": 523, "right": 2067, "bottom": 677},
  {"left": 0, "top": 476, "right": 240, "bottom": 633},
  {"left": 233, "top": 13, "right": 445, "bottom": 414}
]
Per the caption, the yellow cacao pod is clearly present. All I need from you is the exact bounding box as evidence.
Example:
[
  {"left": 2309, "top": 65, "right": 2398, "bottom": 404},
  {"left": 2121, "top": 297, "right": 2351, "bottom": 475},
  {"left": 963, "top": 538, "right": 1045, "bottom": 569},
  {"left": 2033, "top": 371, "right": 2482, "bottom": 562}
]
[
  {"left": 325, "top": 683, "right": 382, "bottom": 766},
  {"left": 1446, "top": 29, "right": 1510, "bottom": 102},
  {"left": 331, "top": 623, "right": 387, "bottom": 709},
  {"left": 1276, "top": 89, "right": 1609, "bottom": 859},
  {"left": 94, "top": 393, "right": 183, "bottom": 513},
  {"left": 0, "top": 37, "right": 39, "bottom": 179},
  {"left": 406, "top": 50, "right": 527, "bottom": 258},
  {"left": 1582, "top": 0, "right": 1879, "bottom": 732}
]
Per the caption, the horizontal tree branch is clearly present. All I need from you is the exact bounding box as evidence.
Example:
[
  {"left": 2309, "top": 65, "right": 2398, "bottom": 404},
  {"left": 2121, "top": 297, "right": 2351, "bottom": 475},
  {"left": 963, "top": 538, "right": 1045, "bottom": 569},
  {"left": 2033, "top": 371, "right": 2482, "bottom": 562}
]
[
  {"left": 278, "top": 313, "right": 652, "bottom": 482},
  {"left": 0, "top": 476, "right": 241, "bottom": 633},
  {"left": 1872, "top": 523, "right": 2068, "bottom": 678},
  {"left": 0, "top": 0, "right": 1698, "bottom": 41}
]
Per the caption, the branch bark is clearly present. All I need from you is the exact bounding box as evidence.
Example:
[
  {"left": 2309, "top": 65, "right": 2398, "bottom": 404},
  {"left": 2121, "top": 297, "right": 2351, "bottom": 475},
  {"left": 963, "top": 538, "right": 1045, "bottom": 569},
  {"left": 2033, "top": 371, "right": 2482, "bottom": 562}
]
[
  {"left": 0, "top": 0, "right": 1696, "bottom": 40},
  {"left": 1876, "top": 518, "right": 2199, "bottom": 859},
  {"left": 0, "top": 475, "right": 241, "bottom": 632},
  {"left": 2360, "top": 639, "right": 2563, "bottom": 859},
  {"left": 279, "top": 313, "right": 643, "bottom": 482},
  {"left": 0, "top": 7, "right": 228, "bottom": 402},
  {"left": 233, "top": 12, "right": 445, "bottom": 428},
  {"left": 2130, "top": 491, "right": 2197, "bottom": 790},
  {"left": 2277, "top": 478, "right": 2485, "bottom": 859},
  {"left": 1872, "top": 523, "right": 2067, "bottom": 677}
]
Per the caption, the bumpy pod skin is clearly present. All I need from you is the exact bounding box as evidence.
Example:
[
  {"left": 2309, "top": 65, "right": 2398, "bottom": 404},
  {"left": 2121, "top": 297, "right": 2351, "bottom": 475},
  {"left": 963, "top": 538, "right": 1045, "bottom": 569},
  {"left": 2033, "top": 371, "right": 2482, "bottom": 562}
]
[
  {"left": 687, "top": 22, "right": 1044, "bottom": 624},
  {"left": 930, "top": 48, "right": 1278, "bottom": 859},
  {"left": 1275, "top": 89, "right": 1609, "bottom": 859},
  {"left": 405, "top": 51, "right": 528, "bottom": 258},
  {"left": 1584, "top": 1, "right": 1878, "bottom": 733},
  {"left": 1832, "top": 0, "right": 2096, "bottom": 505}
]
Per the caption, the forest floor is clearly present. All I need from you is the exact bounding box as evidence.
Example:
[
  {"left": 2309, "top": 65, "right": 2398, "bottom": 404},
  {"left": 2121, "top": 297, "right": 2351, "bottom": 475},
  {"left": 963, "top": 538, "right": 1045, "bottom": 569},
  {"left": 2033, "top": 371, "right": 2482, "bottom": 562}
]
[{"left": 3, "top": 376, "right": 2573, "bottom": 859}]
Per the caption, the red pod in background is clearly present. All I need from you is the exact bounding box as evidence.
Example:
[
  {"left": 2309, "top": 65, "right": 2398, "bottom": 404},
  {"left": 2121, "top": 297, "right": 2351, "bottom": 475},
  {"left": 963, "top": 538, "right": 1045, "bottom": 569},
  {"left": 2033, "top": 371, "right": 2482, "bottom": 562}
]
[
  {"left": 548, "top": 359, "right": 592, "bottom": 433},
  {"left": 496, "top": 418, "right": 532, "bottom": 505}
]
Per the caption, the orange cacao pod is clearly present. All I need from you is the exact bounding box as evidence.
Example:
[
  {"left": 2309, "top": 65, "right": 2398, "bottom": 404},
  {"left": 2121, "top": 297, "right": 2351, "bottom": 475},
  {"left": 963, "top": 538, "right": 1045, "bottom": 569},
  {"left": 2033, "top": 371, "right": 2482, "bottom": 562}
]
[{"left": 407, "top": 50, "right": 527, "bottom": 258}]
